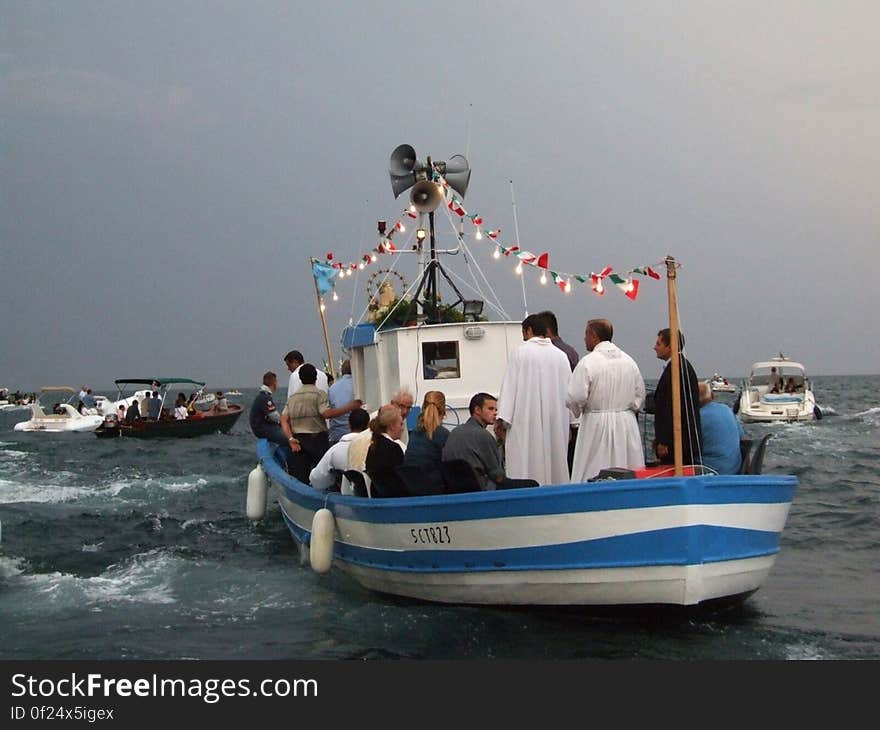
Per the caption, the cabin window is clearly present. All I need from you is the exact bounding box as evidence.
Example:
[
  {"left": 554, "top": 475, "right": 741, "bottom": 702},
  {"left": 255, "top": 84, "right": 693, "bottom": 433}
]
[{"left": 422, "top": 341, "right": 460, "bottom": 380}]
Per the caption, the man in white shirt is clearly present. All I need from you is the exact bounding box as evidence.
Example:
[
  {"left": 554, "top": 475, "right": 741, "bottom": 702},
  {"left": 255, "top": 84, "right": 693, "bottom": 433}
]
[
  {"left": 284, "top": 349, "right": 329, "bottom": 396},
  {"left": 309, "top": 408, "right": 370, "bottom": 492}
]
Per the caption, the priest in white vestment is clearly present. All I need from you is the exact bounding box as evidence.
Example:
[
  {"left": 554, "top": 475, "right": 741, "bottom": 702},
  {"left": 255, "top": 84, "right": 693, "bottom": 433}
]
[
  {"left": 567, "top": 318, "right": 646, "bottom": 482},
  {"left": 496, "top": 314, "right": 573, "bottom": 485}
]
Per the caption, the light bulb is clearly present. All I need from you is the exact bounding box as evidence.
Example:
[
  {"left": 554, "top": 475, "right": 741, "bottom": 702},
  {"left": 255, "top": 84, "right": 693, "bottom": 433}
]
[
  {"left": 370, "top": 254, "right": 377, "bottom": 262},
  {"left": 358, "top": 262, "right": 365, "bottom": 270},
  {"left": 332, "top": 291, "right": 338, "bottom": 301},
  {"left": 540, "top": 272, "right": 547, "bottom": 285},
  {"left": 564, "top": 281, "right": 572, "bottom": 293},
  {"left": 515, "top": 263, "right": 523, "bottom": 275},
  {"left": 493, "top": 249, "right": 500, "bottom": 259},
  {"left": 320, "top": 302, "right": 326, "bottom": 312},
  {"left": 475, "top": 230, "right": 482, "bottom": 240}
]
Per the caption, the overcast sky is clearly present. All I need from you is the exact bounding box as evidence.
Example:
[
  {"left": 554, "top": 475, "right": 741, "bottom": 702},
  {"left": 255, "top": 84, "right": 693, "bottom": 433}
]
[{"left": 2, "top": 1, "right": 877, "bottom": 392}]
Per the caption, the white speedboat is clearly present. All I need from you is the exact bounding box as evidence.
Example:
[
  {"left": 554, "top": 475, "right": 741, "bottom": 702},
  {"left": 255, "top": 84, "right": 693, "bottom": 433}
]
[
  {"left": 737, "top": 356, "right": 820, "bottom": 423},
  {"left": 709, "top": 373, "right": 736, "bottom": 393},
  {"left": 13, "top": 387, "right": 104, "bottom": 433}
]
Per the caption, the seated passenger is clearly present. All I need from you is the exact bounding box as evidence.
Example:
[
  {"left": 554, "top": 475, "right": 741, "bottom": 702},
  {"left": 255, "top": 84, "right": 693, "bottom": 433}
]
[
  {"left": 698, "top": 382, "right": 744, "bottom": 474},
  {"left": 442, "top": 392, "right": 538, "bottom": 491},
  {"left": 249, "top": 372, "right": 287, "bottom": 446},
  {"left": 784, "top": 377, "right": 798, "bottom": 393},
  {"left": 364, "top": 404, "right": 406, "bottom": 497},
  {"left": 310, "top": 408, "right": 370, "bottom": 492},
  {"left": 212, "top": 391, "right": 229, "bottom": 412},
  {"left": 125, "top": 399, "right": 141, "bottom": 422},
  {"left": 404, "top": 390, "right": 450, "bottom": 471},
  {"left": 174, "top": 393, "right": 188, "bottom": 420}
]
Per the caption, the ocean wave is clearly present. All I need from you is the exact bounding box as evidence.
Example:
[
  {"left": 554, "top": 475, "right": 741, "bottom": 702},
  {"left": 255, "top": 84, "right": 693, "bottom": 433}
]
[
  {"left": 9, "top": 548, "right": 181, "bottom": 606},
  {"left": 0, "top": 555, "right": 27, "bottom": 580},
  {"left": 0, "top": 449, "right": 29, "bottom": 459},
  {"left": 0, "top": 473, "right": 212, "bottom": 505},
  {"left": 0, "top": 478, "right": 111, "bottom": 505},
  {"left": 784, "top": 643, "right": 831, "bottom": 660}
]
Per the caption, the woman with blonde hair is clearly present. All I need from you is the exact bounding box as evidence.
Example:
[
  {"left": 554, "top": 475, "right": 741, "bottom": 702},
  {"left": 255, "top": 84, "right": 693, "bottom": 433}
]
[
  {"left": 404, "top": 390, "right": 450, "bottom": 470},
  {"left": 365, "top": 404, "right": 406, "bottom": 497}
]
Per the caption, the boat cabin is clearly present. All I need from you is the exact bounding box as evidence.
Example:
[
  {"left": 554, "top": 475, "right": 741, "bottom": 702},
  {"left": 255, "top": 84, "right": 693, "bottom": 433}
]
[{"left": 343, "top": 320, "right": 524, "bottom": 424}]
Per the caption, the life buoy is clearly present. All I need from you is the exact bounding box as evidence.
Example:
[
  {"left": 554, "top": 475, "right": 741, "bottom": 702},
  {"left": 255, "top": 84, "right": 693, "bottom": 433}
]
[
  {"left": 246, "top": 465, "right": 268, "bottom": 520},
  {"left": 309, "top": 508, "right": 335, "bottom": 574}
]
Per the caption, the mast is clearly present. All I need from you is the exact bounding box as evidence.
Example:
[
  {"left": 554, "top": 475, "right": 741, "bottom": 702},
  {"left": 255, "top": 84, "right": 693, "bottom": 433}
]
[{"left": 665, "top": 255, "right": 683, "bottom": 476}]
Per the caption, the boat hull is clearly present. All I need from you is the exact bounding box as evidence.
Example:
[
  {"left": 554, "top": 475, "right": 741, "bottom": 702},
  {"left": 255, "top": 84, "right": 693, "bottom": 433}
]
[
  {"left": 96, "top": 406, "right": 243, "bottom": 438},
  {"left": 258, "top": 440, "right": 797, "bottom": 607},
  {"left": 14, "top": 415, "right": 104, "bottom": 433},
  {"left": 738, "top": 392, "right": 817, "bottom": 423}
]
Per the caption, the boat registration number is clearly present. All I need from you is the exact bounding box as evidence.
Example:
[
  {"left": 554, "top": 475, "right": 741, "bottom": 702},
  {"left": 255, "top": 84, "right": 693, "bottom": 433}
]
[{"left": 410, "top": 525, "right": 451, "bottom": 545}]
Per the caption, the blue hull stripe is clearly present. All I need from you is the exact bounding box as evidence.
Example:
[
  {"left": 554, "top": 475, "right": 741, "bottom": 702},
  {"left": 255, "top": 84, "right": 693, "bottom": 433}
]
[
  {"left": 280, "top": 506, "right": 780, "bottom": 573},
  {"left": 260, "top": 440, "right": 797, "bottom": 525}
]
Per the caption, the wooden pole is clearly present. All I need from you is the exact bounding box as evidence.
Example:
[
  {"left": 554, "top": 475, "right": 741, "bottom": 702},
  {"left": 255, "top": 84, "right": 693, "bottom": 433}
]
[
  {"left": 665, "top": 255, "right": 683, "bottom": 476},
  {"left": 310, "top": 258, "right": 337, "bottom": 381}
]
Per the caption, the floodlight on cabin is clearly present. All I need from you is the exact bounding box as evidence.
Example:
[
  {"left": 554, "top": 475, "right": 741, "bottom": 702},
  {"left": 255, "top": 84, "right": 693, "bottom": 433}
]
[{"left": 463, "top": 299, "right": 484, "bottom": 320}]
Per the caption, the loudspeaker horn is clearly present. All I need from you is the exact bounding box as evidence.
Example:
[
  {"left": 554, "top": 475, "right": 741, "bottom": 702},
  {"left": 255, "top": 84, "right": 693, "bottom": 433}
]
[
  {"left": 389, "top": 144, "right": 417, "bottom": 175},
  {"left": 390, "top": 144, "right": 421, "bottom": 199},
  {"left": 442, "top": 154, "right": 471, "bottom": 198},
  {"left": 409, "top": 180, "right": 444, "bottom": 213}
]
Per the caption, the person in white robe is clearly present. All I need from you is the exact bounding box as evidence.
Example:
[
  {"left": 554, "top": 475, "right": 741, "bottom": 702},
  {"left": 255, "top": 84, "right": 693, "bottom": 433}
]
[
  {"left": 496, "top": 314, "right": 573, "bottom": 485},
  {"left": 567, "top": 318, "right": 646, "bottom": 482}
]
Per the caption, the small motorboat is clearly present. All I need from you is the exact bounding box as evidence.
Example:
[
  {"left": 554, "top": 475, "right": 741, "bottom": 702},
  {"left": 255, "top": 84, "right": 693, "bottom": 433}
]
[
  {"left": 13, "top": 387, "right": 104, "bottom": 433},
  {"left": 737, "top": 355, "right": 820, "bottom": 423},
  {"left": 709, "top": 373, "right": 736, "bottom": 393},
  {"left": 95, "top": 378, "right": 243, "bottom": 438}
]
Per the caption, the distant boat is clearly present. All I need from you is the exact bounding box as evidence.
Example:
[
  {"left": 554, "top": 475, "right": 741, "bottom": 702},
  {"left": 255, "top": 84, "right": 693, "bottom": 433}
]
[
  {"left": 225, "top": 390, "right": 243, "bottom": 397},
  {"left": 13, "top": 387, "right": 104, "bottom": 433},
  {"left": 709, "top": 373, "right": 737, "bottom": 393},
  {"left": 737, "top": 356, "right": 820, "bottom": 423},
  {"left": 95, "top": 378, "right": 243, "bottom": 438}
]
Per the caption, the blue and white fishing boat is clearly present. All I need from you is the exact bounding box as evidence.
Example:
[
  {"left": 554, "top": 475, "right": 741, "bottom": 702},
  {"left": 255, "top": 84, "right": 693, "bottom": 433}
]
[
  {"left": 248, "top": 145, "right": 798, "bottom": 607},
  {"left": 256, "top": 439, "right": 795, "bottom": 606}
]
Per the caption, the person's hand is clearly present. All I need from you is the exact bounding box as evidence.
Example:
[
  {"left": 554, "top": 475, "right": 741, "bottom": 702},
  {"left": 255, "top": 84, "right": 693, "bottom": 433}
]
[
  {"left": 493, "top": 421, "right": 507, "bottom": 439},
  {"left": 655, "top": 443, "right": 669, "bottom": 459},
  {"left": 352, "top": 399, "right": 363, "bottom": 409}
]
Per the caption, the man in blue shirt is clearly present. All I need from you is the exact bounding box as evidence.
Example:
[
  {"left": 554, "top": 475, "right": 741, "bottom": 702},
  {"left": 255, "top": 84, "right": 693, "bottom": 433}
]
[
  {"left": 327, "top": 359, "right": 362, "bottom": 445},
  {"left": 698, "top": 381, "right": 744, "bottom": 474}
]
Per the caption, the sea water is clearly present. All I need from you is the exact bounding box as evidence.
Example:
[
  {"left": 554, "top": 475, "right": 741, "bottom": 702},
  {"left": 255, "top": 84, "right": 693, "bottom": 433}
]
[{"left": 1, "top": 376, "right": 878, "bottom": 659}]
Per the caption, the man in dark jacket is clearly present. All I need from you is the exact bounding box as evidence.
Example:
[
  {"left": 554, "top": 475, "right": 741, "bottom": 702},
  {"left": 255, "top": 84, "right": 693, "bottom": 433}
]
[
  {"left": 249, "top": 371, "right": 290, "bottom": 447},
  {"left": 652, "top": 328, "right": 702, "bottom": 467}
]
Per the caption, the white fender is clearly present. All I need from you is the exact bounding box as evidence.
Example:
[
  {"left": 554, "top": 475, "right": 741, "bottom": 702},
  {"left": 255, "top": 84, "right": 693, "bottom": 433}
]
[
  {"left": 246, "top": 464, "right": 269, "bottom": 520},
  {"left": 309, "top": 508, "right": 335, "bottom": 574}
]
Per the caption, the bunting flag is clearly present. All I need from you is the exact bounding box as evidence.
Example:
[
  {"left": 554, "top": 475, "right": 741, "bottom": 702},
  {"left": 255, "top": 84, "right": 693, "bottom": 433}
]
[
  {"left": 623, "top": 278, "right": 640, "bottom": 300},
  {"left": 312, "top": 179, "right": 665, "bottom": 306},
  {"left": 312, "top": 259, "right": 339, "bottom": 296}
]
